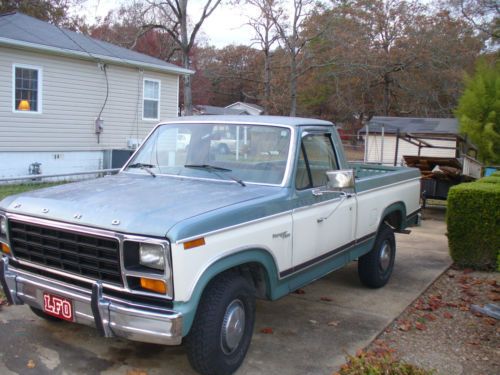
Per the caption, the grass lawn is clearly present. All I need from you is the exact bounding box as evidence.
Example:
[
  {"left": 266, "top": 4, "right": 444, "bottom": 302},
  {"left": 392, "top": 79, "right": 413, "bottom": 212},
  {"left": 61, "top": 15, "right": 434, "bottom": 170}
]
[{"left": 0, "top": 182, "right": 67, "bottom": 201}]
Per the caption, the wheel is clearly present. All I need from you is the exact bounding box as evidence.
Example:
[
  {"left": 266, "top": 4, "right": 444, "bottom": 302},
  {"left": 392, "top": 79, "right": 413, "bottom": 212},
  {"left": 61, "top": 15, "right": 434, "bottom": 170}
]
[
  {"left": 29, "top": 306, "right": 63, "bottom": 322},
  {"left": 185, "top": 273, "right": 256, "bottom": 375},
  {"left": 358, "top": 223, "right": 396, "bottom": 288},
  {"left": 217, "top": 143, "right": 230, "bottom": 155}
]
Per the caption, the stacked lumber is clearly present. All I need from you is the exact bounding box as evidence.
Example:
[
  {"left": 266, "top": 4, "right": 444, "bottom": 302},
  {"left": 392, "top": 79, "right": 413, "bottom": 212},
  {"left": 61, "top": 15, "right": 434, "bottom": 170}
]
[{"left": 403, "top": 156, "right": 462, "bottom": 181}]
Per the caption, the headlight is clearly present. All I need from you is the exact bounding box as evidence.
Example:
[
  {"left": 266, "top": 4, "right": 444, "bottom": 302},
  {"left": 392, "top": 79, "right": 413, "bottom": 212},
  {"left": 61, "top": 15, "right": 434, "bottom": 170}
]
[
  {"left": 0, "top": 216, "right": 6, "bottom": 237},
  {"left": 139, "top": 243, "right": 165, "bottom": 270}
]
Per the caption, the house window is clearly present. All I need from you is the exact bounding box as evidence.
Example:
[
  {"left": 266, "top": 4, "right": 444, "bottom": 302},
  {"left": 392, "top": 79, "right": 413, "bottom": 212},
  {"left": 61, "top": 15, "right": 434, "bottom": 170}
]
[
  {"left": 143, "top": 79, "right": 160, "bottom": 120},
  {"left": 13, "top": 64, "right": 42, "bottom": 113}
]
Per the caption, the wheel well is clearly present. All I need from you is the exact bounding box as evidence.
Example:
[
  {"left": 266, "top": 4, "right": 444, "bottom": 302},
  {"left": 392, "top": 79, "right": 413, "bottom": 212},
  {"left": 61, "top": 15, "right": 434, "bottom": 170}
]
[
  {"left": 382, "top": 210, "right": 403, "bottom": 231},
  {"left": 218, "top": 263, "right": 270, "bottom": 300}
]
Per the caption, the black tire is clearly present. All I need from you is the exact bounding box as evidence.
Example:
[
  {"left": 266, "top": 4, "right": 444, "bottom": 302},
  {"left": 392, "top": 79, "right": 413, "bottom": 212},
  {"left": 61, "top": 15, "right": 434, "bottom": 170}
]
[
  {"left": 185, "top": 273, "right": 256, "bottom": 375},
  {"left": 358, "top": 223, "right": 396, "bottom": 288},
  {"left": 29, "top": 306, "right": 63, "bottom": 322}
]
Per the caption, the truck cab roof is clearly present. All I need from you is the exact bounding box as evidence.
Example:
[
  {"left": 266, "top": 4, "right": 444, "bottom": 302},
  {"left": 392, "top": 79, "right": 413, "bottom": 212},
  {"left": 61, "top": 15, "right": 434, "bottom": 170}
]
[{"left": 161, "top": 115, "right": 334, "bottom": 128}]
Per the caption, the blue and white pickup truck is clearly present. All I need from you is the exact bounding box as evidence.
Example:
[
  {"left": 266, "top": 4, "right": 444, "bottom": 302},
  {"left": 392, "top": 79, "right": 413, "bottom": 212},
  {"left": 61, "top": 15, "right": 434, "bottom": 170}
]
[{"left": 0, "top": 116, "right": 421, "bottom": 375}]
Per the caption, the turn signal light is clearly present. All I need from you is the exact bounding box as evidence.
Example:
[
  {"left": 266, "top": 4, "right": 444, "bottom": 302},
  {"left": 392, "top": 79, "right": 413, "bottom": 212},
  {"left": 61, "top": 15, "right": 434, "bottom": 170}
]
[
  {"left": 183, "top": 237, "right": 205, "bottom": 250},
  {"left": 140, "top": 277, "right": 167, "bottom": 294},
  {"left": 1, "top": 243, "right": 11, "bottom": 255}
]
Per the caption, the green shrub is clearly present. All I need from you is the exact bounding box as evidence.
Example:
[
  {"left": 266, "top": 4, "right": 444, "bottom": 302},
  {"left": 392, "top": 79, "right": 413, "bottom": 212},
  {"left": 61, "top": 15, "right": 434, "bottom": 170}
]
[
  {"left": 447, "top": 182, "right": 500, "bottom": 269},
  {"left": 479, "top": 176, "right": 500, "bottom": 184},
  {"left": 490, "top": 170, "right": 500, "bottom": 177},
  {"left": 337, "top": 351, "right": 434, "bottom": 375}
]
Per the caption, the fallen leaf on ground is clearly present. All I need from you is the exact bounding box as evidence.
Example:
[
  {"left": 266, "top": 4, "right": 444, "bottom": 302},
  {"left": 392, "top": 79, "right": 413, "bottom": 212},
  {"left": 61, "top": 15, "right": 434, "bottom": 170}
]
[
  {"left": 309, "top": 319, "right": 318, "bottom": 324},
  {"left": 327, "top": 320, "right": 340, "bottom": 327},
  {"left": 468, "top": 340, "right": 480, "bottom": 345},
  {"left": 483, "top": 317, "right": 496, "bottom": 326},
  {"left": 458, "top": 276, "right": 471, "bottom": 284},
  {"left": 320, "top": 296, "right": 333, "bottom": 302},
  {"left": 260, "top": 327, "right": 273, "bottom": 334},
  {"left": 463, "top": 268, "right": 473, "bottom": 274},
  {"left": 464, "top": 290, "right": 477, "bottom": 297},
  {"left": 294, "top": 289, "right": 305, "bottom": 295},
  {"left": 487, "top": 280, "right": 498, "bottom": 287},
  {"left": 423, "top": 313, "right": 437, "bottom": 321},
  {"left": 26, "top": 360, "right": 35, "bottom": 369},
  {"left": 488, "top": 293, "right": 500, "bottom": 302},
  {"left": 443, "top": 312, "right": 453, "bottom": 319},
  {"left": 126, "top": 370, "right": 148, "bottom": 375},
  {"left": 415, "top": 322, "right": 427, "bottom": 331},
  {"left": 446, "top": 302, "right": 458, "bottom": 308},
  {"left": 398, "top": 320, "right": 412, "bottom": 331}
]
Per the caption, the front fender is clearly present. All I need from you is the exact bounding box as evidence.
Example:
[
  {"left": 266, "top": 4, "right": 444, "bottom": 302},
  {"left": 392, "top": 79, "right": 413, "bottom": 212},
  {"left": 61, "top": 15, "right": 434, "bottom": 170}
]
[{"left": 173, "top": 248, "right": 283, "bottom": 336}]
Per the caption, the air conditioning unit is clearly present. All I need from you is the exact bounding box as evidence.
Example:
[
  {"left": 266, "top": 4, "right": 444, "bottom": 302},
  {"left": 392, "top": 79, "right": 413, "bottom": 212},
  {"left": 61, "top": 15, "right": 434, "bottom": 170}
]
[{"left": 127, "top": 138, "right": 142, "bottom": 149}]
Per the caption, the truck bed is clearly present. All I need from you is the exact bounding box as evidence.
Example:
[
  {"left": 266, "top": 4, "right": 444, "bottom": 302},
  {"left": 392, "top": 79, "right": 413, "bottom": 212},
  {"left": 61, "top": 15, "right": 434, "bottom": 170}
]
[{"left": 350, "top": 163, "right": 421, "bottom": 192}]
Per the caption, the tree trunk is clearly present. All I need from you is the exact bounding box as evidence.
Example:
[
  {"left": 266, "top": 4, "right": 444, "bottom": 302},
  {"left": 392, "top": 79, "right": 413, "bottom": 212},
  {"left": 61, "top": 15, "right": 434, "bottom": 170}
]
[
  {"left": 383, "top": 72, "right": 390, "bottom": 116},
  {"left": 263, "top": 49, "right": 271, "bottom": 115},
  {"left": 289, "top": 54, "right": 297, "bottom": 117},
  {"left": 180, "top": 0, "right": 192, "bottom": 116},
  {"left": 182, "top": 51, "right": 193, "bottom": 115}
]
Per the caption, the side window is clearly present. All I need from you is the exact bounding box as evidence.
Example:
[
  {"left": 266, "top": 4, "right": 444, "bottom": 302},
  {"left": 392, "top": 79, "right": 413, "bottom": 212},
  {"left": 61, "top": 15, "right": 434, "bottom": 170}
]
[
  {"left": 13, "top": 64, "right": 42, "bottom": 113},
  {"left": 295, "top": 133, "right": 338, "bottom": 189},
  {"left": 143, "top": 79, "right": 160, "bottom": 120}
]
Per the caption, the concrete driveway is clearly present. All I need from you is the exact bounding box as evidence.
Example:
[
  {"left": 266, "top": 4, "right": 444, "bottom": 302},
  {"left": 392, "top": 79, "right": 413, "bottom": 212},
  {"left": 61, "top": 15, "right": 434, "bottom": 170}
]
[{"left": 0, "top": 208, "right": 451, "bottom": 375}]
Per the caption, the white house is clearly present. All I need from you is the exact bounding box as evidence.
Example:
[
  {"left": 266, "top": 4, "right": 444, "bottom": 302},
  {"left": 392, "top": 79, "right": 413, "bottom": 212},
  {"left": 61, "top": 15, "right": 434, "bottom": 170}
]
[
  {"left": 361, "top": 117, "right": 477, "bottom": 165},
  {"left": 0, "top": 12, "right": 192, "bottom": 179},
  {"left": 225, "top": 102, "right": 263, "bottom": 115}
]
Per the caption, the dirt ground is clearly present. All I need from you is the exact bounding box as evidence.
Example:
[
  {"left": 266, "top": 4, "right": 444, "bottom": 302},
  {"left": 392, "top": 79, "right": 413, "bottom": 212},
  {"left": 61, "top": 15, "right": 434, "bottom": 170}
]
[{"left": 368, "top": 267, "right": 500, "bottom": 375}]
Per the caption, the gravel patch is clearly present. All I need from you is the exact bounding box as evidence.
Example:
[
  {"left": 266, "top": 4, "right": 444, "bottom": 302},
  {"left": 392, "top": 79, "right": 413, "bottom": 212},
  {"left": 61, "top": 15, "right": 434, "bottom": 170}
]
[{"left": 368, "top": 268, "right": 500, "bottom": 375}]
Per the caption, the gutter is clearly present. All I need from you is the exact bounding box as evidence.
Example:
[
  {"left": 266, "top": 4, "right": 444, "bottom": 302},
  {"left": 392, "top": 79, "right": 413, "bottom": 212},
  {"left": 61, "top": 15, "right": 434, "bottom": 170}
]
[{"left": 0, "top": 37, "right": 194, "bottom": 76}]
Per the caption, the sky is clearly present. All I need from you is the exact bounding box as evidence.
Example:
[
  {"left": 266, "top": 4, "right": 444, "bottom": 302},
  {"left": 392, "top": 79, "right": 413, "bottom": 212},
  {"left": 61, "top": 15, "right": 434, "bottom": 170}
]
[{"left": 78, "top": 0, "right": 261, "bottom": 48}]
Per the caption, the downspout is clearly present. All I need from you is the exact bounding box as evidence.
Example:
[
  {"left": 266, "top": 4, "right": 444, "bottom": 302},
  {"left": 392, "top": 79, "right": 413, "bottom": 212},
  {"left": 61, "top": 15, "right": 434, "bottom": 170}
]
[
  {"left": 364, "top": 124, "right": 369, "bottom": 163},
  {"left": 380, "top": 124, "right": 385, "bottom": 164}
]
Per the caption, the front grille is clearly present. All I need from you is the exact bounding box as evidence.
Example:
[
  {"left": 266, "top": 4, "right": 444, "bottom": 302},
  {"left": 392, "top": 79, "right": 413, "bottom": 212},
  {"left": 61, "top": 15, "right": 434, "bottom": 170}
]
[{"left": 9, "top": 220, "right": 123, "bottom": 286}]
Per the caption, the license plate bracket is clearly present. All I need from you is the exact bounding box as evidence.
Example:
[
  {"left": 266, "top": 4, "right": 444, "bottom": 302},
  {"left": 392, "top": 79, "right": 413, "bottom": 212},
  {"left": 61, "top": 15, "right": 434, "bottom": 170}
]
[{"left": 42, "top": 292, "right": 74, "bottom": 322}]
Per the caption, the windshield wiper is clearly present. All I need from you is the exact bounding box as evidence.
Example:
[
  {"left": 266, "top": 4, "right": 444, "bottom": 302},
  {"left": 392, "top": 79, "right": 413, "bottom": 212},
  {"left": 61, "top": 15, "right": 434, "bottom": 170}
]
[
  {"left": 184, "top": 164, "right": 246, "bottom": 187},
  {"left": 127, "top": 163, "right": 156, "bottom": 178}
]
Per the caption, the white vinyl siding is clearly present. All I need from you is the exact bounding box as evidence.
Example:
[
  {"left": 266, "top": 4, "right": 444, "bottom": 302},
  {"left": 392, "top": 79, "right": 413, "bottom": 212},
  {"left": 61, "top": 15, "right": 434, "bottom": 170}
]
[
  {"left": 12, "top": 63, "right": 42, "bottom": 113},
  {"left": 0, "top": 46, "right": 180, "bottom": 152},
  {"left": 143, "top": 78, "right": 160, "bottom": 121},
  {"left": 365, "top": 135, "right": 457, "bottom": 165}
]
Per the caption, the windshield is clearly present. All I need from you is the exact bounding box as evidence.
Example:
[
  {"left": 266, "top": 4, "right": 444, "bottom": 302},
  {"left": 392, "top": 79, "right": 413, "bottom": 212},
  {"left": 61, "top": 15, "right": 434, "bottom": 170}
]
[{"left": 125, "top": 122, "right": 292, "bottom": 185}]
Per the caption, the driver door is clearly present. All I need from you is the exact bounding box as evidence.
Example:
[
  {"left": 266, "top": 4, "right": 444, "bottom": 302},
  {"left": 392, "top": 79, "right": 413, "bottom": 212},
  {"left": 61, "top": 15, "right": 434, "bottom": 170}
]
[{"left": 291, "top": 131, "right": 356, "bottom": 270}]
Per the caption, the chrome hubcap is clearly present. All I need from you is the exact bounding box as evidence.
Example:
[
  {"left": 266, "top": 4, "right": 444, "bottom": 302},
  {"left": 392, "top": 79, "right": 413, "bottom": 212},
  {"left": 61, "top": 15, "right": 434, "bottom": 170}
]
[
  {"left": 221, "top": 299, "right": 245, "bottom": 354},
  {"left": 379, "top": 241, "right": 392, "bottom": 272}
]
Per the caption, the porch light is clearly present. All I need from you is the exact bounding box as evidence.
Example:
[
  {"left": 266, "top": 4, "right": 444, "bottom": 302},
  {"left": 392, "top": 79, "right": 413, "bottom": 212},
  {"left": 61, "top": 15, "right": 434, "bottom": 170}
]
[{"left": 18, "top": 100, "right": 30, "bottom": 111}]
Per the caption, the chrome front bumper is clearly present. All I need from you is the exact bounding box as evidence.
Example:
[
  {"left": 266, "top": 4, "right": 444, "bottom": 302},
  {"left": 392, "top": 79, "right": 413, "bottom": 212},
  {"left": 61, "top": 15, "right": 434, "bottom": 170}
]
[{"left": 0, "top": 257, "right": 183, "bottom": 345}]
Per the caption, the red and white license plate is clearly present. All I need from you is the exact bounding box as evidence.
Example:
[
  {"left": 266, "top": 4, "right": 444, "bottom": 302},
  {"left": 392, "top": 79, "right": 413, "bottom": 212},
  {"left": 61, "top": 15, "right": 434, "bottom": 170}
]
[{"left": 43, "top": 292, "right": 74, "bottom": 322}]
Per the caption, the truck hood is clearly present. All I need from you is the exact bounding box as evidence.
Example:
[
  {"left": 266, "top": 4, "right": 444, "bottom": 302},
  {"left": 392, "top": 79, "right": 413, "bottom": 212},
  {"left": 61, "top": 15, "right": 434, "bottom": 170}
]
[{"left": 0, "top": 173, "right": 285, "bottom": 239}]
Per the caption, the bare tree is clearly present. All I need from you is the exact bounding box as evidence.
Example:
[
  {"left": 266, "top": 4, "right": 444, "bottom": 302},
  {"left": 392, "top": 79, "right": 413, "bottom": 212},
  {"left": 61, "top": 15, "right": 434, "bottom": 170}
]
[
  {"left": 269, "top": 0, "right": 334, "bottom": 116},
  {"left": 445, "top": 0, "right": 499, "bottom": 45},
  {"left": 246, "top": 0, "right": 280, "bottom": 114},
  {"left": 140, "top": 0, "right": 223, "bottom": 115}
]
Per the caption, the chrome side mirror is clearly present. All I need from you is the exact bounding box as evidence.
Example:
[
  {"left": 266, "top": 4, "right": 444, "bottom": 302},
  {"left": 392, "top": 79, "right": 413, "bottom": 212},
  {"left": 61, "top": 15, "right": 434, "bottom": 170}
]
[{"left": 326, "top": 169, "right": 355, "bottom": 190}]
